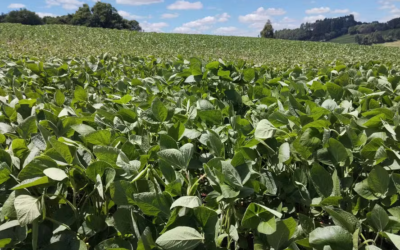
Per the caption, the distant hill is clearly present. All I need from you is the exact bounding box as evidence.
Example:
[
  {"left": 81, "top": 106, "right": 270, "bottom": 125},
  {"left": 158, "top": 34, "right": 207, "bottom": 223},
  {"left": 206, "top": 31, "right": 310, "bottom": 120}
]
[{"left": 275, "top": 15, "right": 400, "bottom": 45}]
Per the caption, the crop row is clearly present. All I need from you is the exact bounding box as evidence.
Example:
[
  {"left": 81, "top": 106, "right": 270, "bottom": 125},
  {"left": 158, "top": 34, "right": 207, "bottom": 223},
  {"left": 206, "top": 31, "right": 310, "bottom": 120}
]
[{"left": 0, "top": 55, "right": 400, "bottom": 249}]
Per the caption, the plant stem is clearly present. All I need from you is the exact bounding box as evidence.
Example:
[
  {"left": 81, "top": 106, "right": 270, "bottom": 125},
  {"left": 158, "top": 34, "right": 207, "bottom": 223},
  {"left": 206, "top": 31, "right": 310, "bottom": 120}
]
[{"left": 188, "top": 174, "right": 207, "bottom": 196}]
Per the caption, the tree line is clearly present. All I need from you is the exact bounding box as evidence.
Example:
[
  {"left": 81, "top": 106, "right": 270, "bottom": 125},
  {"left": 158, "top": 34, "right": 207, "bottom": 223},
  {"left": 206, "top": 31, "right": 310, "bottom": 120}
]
[
  {"left": 260, "top": 15, "right": 400, "bottom": 45},
  {"left": 0, "top": 2, "right": 141, "bottom": 31}
]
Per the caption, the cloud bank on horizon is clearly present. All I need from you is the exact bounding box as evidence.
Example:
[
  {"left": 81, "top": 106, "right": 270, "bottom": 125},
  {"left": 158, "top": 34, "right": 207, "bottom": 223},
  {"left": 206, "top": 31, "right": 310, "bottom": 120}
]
[{"left": 3, "top": 0, "right": 400, "bottom": 36}]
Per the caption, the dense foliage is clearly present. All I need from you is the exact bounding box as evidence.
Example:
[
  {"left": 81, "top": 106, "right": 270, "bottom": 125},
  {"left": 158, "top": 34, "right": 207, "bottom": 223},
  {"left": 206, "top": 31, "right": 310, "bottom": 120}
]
[
  {"left": 260, "top": 20, "right": 274, "bottom": 39},
  {"left": 1, "top": 50, "right": 400, "bottom": 250},
  {"left": 355, "top": 29, "right": 400, "bottom": 45},
  {"left": 2, "top": 23, "right": 400, "bottom": 65},
  {"left": 275, "top": 15, "right": 359, "bottom": 41},
  {"left": 275, "top": 15, "right": 400, "bottom": 45},
  {"left": 0, "top": 2, "right": 141, "bottom": 31},
  {"left": 1, "top": 9, "right": 43, "bottom": 26}
]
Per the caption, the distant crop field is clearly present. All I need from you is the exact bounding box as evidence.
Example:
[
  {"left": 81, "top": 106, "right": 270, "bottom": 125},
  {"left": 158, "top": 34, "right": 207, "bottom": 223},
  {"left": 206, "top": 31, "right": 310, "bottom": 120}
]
[
  {"left": 1, "top": 23, "right": 400, "bottom": 65},
  {"left": 329, "top": 34, "right": 356, "bottom": 44},
  {"left": 383, "top": 40, "right": 400, "bottom": 47},
  {"left": 2, "top": 23, "right": 400, "bottom": 250}
]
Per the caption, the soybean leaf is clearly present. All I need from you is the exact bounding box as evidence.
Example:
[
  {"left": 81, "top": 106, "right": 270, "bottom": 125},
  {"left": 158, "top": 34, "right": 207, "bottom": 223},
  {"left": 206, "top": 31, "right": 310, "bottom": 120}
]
[{"left": 156, "top": 226, "right": 203, "bottom": 250}]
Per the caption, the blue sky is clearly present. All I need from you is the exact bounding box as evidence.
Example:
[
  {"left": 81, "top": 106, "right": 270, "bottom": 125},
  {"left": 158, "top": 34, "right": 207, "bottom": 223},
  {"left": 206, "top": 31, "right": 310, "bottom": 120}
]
[{"left": 2, "top": 0, "right": 400, "bottom": 36}]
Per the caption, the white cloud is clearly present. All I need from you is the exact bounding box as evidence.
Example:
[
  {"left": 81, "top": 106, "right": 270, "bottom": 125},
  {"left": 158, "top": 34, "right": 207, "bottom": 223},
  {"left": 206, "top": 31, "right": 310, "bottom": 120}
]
[
  {"left": 37, "top": 12, "right": 57, "bottom": 17},
  {"left": 305, "top": 7, "right": 330, "bottom": 14},
  {"left": 46, "top": 0, "right": 84, "bottom": 10},
  {"left": 141, "top": 21, "right": 168, "bottom": 32},
  {"left": 161, "top": 13, "right": 179, "bottom": 19},
  {"left": 118, "top": 10, "right": 151, "bottom": 20},
  {"left": 350, "top": 11, "right": 360, "bottom": 20},
  {"left": 167, "top": 1, "right": 203, "bottom": 10},
  {"left": 183, "top": 16, "right": 216, "bottom": 28},
  {"left": 217, "top": 13, "right": 230, "bottom": 22},
  {"left": 116, "top": 0, "right": 164, "bottom": 5},
  {"left": 173, "top": 26, "right": 201, "bottom": 34},
  {"left": 213, "top": 26, "right": 238, "bottom": 35},
  {"left": 183, "top": 13, "right": 229, "bottom": 27},
  {"left": 213, "top": 27, "right": 258, "bottom": 37},
  {"left": 303, "top": 15, "right": 325, "bottom": 23},
  {"left": 8, "top": 3, "right": 26, "bottom": 8},
  {"left": 239, "top": 7, "right": 286, "bottom": 30},
  {"left": 391, "top": 8, "right": 400, "bottom": 15},
  {"left": 239, "top": 7, "right": 286, "bottom": 24},
  {"left": 174, "top": 12, "right": 230, "bottom": 34},
  {"left": 331, "top": 9, "right": 350, "bottom": 14}
]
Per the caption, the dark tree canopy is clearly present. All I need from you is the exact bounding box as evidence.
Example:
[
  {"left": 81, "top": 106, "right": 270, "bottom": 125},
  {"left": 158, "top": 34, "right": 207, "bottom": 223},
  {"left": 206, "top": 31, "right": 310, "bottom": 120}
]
[
  {"left": 260, "top": 20, "right": 274, "bottom": 38},
  {"left": 274, "top": 14, "right": 400, "bottom": 45},
  {"left": 275, "top": 15, "right": 359, "bottom": 41},
  {"left": 0, "top": 2, "right": 141, "bottom": 31},
  {"left": 4, "top": 9, "right": 43, "bottom": 25}
]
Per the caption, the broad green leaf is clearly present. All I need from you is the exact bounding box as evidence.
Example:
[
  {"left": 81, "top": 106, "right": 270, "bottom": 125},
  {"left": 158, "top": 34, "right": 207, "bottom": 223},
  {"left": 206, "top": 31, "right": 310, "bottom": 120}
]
[
  {"left": 86, "top": 161, "right": 113, "bottom": 182},
  {"left": 71, "top": 124, "right": 96, "bottom": 136},
  {"left": 368, "top": 166, "right": 389, "bottom": 195},
  {"left": 255, "top": 119, "right": 276, "bottom": 140},
  {"left": 207, "top": 130, "right": 224, "bottom": 158},
  {"left": 354, "top": 179, "right": 379, "bottom": 201},
  {"left": 361, "top": 138, "right": 384, "bottom": 160},
  {"left": 44, "top": 240, "right": 87, "bottom": 250},
  {"left": 158, "top": 149, "right": 185, "bottom": 169},
  {"left": 84, "top": 130, "right": 111, "bottom": 146},
  {"left": 112, "top": 94, "right": 132, "bottom": 104},
  {"left": 221, "top": 161, "right": 243, "bottom": 189},
  {"left": 93, "top": 146, "right": 120, "bottom": 167},
  {"left": 14, "top": 195, "right": 41, "bottom": 226},
  {"left": 160, "top": 134, "right": 178, "bottom": 150},
  {"left": 197, "top": 110, "right": 222, "bottom": 125},
  {"left": 171, "top": 196, "right": 202, "bottom": 209},
  {"left": 168, "top": 122, "right": 185, "bottom": 141},
  {"left": 0, "top": 238, "right": 12, "bottom": 248},
  {"left": 326, "top": 82, "right": 344, "bottom": 101},
  {"left": 278, "top": 142, "right": 290, "bottom": 163},
  {"left": 17, "top": 116, "right": 37, "bottom": 139},
  {"left": 43, "top": 168, "right": 68, "bottom": 181},
  {"left": 386, "top": 233, "right": 400, "bottom": 250},
  {"left": 309, "top": 226, "right": 353, "bottom": 250},
  {"left": 18, "top": 156, "right": 58, "bottom": 181},
  {"left": 74, "top": 86, "right": 87, "bottom": 102},
  {"left": 94, "top": 238, "right": 131, "bottom": 250},
  {"left": 243, "top": 68, "right": 255, "bottom": 82},
  {"left": 266, "top": 218, "right": 297, "bottom": 250},
  {"left": 328, "top": 138, "right": 348, "bottom": 166},
  {"left": 311, "top": 164, "right": 333, "bottom": 198},
  {"left": 367, "top": 204, "right": 389, "bottom": 232},
  {"left": 55, "top": 89, "right": 65, "bottom": 106},
  {"left": 257, "top": 216, "right": 276, "bottom": 235},
  {"left": 133, "top": 192, "right": 172, "bottom": 219},
  {"left": 49, "top": 137, "right": 74, "bottom": 164},
  {"left": 242, "top": 203, "right": 282, "bottom": 230},
  {"left": 110, "top": 180, "right": 135, "bottom": 206},
  {"left": 156, "top": 226, "right": 203, "bottom": 250},
  {"left": 11, "top": 176, "right": 50, "bottom": 190},
  {"left": 324, "top": 206, "right": 359, "bottom": 233},
  {"left": 152, "top": 98, "right": 168, "bottom": 122},
  {"left": 137, "top": 227, "right": 156, "bottom": 250},
  {"left": 0, "top": 162, "right": 11, "bottom": 185},
  {"left": 180, "top": 143, "right": 194, "bottom": 169}
]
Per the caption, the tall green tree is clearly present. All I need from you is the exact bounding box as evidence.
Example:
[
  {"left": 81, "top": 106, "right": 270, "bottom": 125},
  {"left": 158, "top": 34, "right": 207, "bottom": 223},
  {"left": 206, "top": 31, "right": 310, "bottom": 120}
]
[
  {"left": 71, "top": 4, "right": 92, "bottom": 26},
  {"left": 4, "top": 9, "right": 42, "bottom": 25},
  {"left": 260, "top": 20, "right": 274, "bottom": 38}
]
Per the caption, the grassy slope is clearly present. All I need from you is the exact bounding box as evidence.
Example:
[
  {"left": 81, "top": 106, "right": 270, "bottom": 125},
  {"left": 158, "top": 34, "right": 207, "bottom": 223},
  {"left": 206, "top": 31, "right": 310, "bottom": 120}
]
[
  {"left": 1, "top": 23, "right": 400, "bottom": 64},
  {"left": 382, "top": 40, "right": 400, "bottom": 47},
  {"left": 329, "top": 34, "right": 356, "bottom": 44},
  {"left": 330, "top": 28, "right": 400, "bottom": 45}
]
